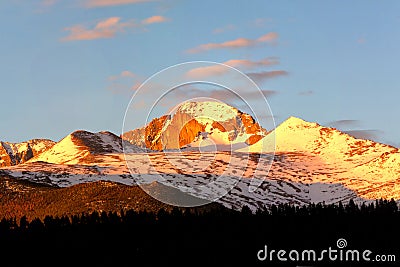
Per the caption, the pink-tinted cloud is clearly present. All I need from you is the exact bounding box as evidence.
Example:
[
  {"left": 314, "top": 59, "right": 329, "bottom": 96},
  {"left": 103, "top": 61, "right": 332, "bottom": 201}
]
[
  {"left": 61, "top": 15, "right": 167, "bottom": 41},
  {"left": 35, "top": 0, "right": 58, "bottom": 12},
  {"left": 107, "top": 70, "right": 142, "bottom": 94},
  {"left": 142, "top": 15, "right": 169, "bottom": 25},
  {"left": 61, "top": 17, "right": 135, "bottom": 41},
  {"left": 186, "top": 32, "right": 278, "bottom": 53},
  {"left": 108, "top": 70, "right": 137, "bottom": 81},
  {"left": 84, "top": 0, "right": 153, "bottom": 8},
  {"left": 186, "top": 58, "right": 279, "bottom": 78},
  {"left": 41, "top": 0, "right": 57, "bottom": 7},
  {"left": 257, "top": 32, "right": 278, "bottom": 42},
  {"left": 213, "top": 24, "right": 235, "bottom": 34},
  {"left": 246, "top": 70, "right": 288, "bottom": 83},
  {"left": 357, "top": 38, "right": 366, "bottom": 44}
]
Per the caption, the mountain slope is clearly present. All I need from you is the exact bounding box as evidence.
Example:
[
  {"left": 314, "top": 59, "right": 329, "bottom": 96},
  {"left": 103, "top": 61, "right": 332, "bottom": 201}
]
[
  {"left": 239, "top": 116, "right": 397, "bottom": 163},
  {"left": 29, "top": 130, "right": 142, "bottom": 165},
  {"left": 0, "top": 139, "right": 55, "bottom": 167},
  {"left": 0, "top": 177, "right": 219, "bottom": 220},
  {"left": 122, "top": 101, "right": 267, "bottom": 150},
  {"left": 238, "top": 116, "right": 400, "bottom": 200}
]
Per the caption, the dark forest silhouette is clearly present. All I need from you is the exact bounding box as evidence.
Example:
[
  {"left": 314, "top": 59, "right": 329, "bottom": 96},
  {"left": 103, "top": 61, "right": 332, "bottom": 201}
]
[{"left": 0, "top": 199, "right": 399, "bottom": 266}]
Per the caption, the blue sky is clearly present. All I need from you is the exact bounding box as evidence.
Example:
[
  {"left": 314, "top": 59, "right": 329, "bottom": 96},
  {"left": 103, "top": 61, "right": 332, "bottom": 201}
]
[{"left": 0, "top": 0, "right": 399, "bottom": 147}]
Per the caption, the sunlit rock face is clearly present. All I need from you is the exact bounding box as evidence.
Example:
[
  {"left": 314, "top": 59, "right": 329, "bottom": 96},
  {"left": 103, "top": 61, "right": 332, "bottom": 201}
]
[
  {"left": 122, "top": 101, "right": 268, "bottom": 150},
  {"left": 0, "top": 139, "right": 55, "bottom": 167}
]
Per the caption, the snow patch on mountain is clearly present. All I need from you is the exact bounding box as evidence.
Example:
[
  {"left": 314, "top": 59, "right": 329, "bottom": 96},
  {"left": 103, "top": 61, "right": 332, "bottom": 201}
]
[
  {"left": 0, "top": 139, "right": 55, "bottom": 167},
  {"left": 122, "top": 101, "right": 268, "bottom": 151},
  {"left": 29, "top": 130, "right": 143, "bottom": 164}
]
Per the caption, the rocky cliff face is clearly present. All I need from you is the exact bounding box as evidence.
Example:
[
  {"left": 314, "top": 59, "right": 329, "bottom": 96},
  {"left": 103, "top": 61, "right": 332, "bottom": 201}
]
[
  {"left": 0, "top": 139, "right": 55, "bottom": 167},
  {"left": 122, "top": 101, "right": 268, "bottom": 150}
]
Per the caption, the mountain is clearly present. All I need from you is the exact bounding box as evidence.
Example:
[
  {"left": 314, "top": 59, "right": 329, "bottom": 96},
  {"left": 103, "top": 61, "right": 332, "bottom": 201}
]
[
  {"left": 239, "top": 116, "right": 397, "bottom": 157},
  {"left": 122, "top": 101, "right": 267, "bottom": 150},
  {"left": 1, "top": 102, "right": 400, "bottom": 213},
  {"left": 29, "top": 130, "right": 142, "bottom": 165},
  {"left": 238, "top": 116, "right": 400, "bottom": 201},
  {"left": 0, "top": 139, "right": 55, "bottom": 167}
]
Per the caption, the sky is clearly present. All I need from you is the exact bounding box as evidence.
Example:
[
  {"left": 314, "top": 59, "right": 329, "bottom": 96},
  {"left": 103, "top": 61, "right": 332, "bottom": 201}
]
[{"left": 0, "top": 0, "right": 399, "bottom": 147}]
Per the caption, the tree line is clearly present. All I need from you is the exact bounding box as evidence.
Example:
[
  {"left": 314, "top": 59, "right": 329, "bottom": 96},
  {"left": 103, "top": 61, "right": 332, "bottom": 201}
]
[{"left": 0, "top": 199, "right": 398, "bottom": 267}]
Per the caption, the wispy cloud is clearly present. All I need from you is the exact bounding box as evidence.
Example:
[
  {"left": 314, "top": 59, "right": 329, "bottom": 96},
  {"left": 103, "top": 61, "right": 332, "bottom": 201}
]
[
  {"left": 357, "top": 38, "right": 366, "bottom": 44},
  {"left": 206, "top": 89, "right": 277, "bottom": 100},
  {"left": 298, "top": 90, "right": 314, "bottom": 96},
  {"left": 142, "top": 15, "right": 169, "bottom": 24},
  {"left": 61, "top": 17, "right": 134, "bottom": 41},
  {"left": 344, "top": 130, "right": 383, "bottom": 141},
  {"left": 327, "top": 120, "right": 361, "bottom": 129},
  {"left": 213, "top": 24, "right": 235, "bottom": 34},
  {"left": 41, "top": 0, "right": 57, "bottom": 7},
  {"left": 84, "top": 0, "right": 153, "bottom": 8},
  {"left": 107, "top": 70, "right": 142, "bottom": 94},
  {"left": 35, "top": 0, "right": 58, "bottom": 12},
  {"left": 186, "top": 32, "right": 278, "bottom": 53},
  {"left": 327, "top": 120, "right": 383, "bottom": 142},
  {"left": 186, "top": 57, "right": 279, "bottom": 78},
  {"left": 246, "top": 70, "right": 288, "bottom": 84},
  {"left": 108, "top": 70, "right": 137, "bottom": 81},
  {"left": 160, "top": 86, "right": 277, "bottom": 104},
  {"left": 61, "top": 15, "right": 168, "bottom": 41},
  {"left": 252, "top": 18, "right": 273, "bottom": 27}
]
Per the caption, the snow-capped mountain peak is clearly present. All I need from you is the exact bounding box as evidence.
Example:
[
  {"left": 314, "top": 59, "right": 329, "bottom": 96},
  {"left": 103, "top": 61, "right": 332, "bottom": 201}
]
[
  {"left": 122, "top": 101, "right": 268, "bottom": 150},
  {"left": 176, "top": 101, "right": 239, "bottom": 121}
]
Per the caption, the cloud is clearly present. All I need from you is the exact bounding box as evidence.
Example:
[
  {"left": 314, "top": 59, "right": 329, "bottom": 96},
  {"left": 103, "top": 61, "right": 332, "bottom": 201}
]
[
  {"left": 35, "top": 0, "right": 58, "bottom": 12},
  {"left": 142, "top": 15, "right": 169, "bottom": 25},
  {"left": 213, "top": 24, "right": 235, "bottom": 34},
  {"left": 298, "top": 90, "right": 314, "bottom": 96},
  {"left": 84, "top": 0, "right": 153, "bottom": 8},
  {"left": 246, "top": 70, "right": 288, "bottom": 83},
  {"left": 357, "top": 38, "right": 366, "bottom": 44},
  {"left": 61, "top": 17, "right": 135, "bottom": 41},
  {"left": 326, "top": 120, "right": 384, "bottom": 142},
  {"left": 207, "top": 89, "right": 277, "bottom": 100},
  {"left": 61, "top": 15, "right": 166, "bottom": 41},
  {"left": 107, "top": 70, "right": 142, "bottom": 94},
  {"left": 327, "top": 120, "right": 361, "bottom": 129},
  {"left": 41, "top": 0, "right": 57, "bottom": 7},
  {"left": 186, "top": 57, "right": 279, "bottom": 78},
  {"left": 108, "top": 70, "right": 137, "bottom": 81},
  {"left": 344, "top": 130, "right": 383, "bottom": 141},
  {"left": 186, "top": 32, "right": 278, "bottom": 53},
  {"left": 252, "top": 18, "right": 273, "bottom": 27},
  {"left": 160, "top": 86, "right": 277, "bottom": 105},
  {"left": 240, "top": 90, "right": 277, "bottom": 98}
]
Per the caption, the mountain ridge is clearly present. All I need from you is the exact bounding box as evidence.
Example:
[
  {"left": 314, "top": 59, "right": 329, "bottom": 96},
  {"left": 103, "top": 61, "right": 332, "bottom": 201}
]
[
  {"left": 0, "top": 139, "right": 55, "bottom": 167},
  {"left": 0, "top": 101, "right": 399, "bottom": 212}
]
